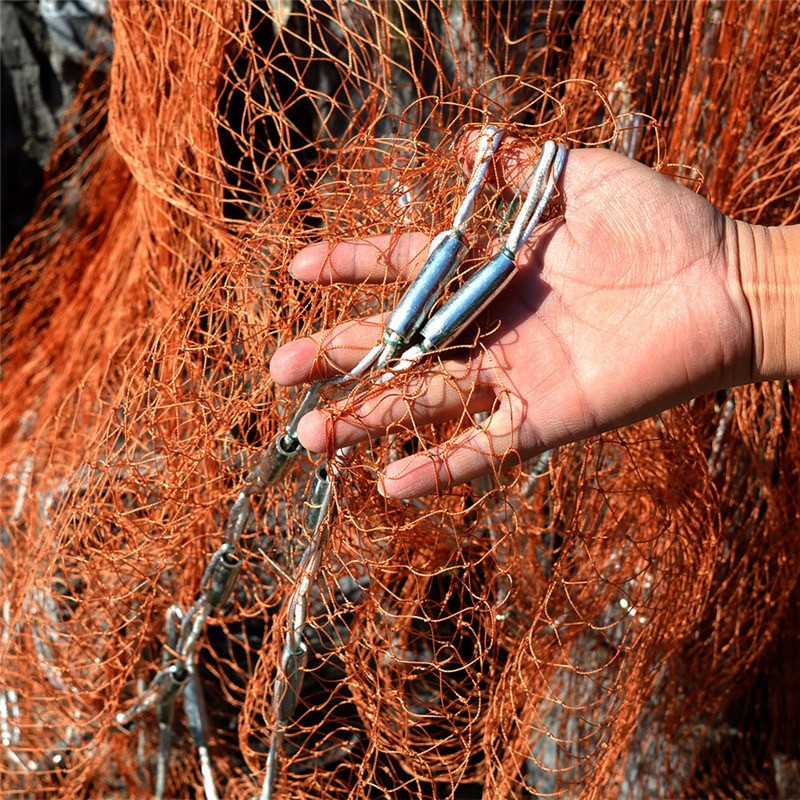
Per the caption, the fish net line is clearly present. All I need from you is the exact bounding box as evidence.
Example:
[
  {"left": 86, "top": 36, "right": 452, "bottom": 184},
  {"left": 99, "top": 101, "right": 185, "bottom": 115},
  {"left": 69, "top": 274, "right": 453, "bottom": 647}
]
[{"left": 1, "top": 2, "right": 799, "bottom": 798}]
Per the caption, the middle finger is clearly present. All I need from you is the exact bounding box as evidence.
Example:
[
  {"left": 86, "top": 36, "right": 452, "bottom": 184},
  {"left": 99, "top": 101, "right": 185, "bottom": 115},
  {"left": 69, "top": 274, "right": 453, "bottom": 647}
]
[{"left": 296, "top": 357, "right": 496, "bottom": 453}]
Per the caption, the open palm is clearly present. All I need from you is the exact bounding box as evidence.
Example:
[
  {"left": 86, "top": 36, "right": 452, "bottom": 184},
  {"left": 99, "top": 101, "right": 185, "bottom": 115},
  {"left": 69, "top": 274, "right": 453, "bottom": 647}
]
[{"left": 270, "top": 146, "right": 754, "bottom": 498}]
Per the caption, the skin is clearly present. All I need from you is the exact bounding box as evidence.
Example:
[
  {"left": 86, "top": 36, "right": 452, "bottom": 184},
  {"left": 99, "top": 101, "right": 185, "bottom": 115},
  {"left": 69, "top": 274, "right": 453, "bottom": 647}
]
[{"left": 269, "top": 140, "right": 800, "bottom": 499}]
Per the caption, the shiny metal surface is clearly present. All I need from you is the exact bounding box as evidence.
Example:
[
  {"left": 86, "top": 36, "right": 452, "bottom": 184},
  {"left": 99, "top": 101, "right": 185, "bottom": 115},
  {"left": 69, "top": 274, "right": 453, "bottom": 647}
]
[{"left": 418, "top": 250, "right": 516, "bottom": 351}]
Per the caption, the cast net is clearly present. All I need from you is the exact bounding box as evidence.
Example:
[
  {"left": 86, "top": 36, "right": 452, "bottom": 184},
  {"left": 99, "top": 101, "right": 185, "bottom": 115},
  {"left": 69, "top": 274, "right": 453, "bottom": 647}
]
[{"left": 2, "top": 2, "right": 800, "bottom": 798}]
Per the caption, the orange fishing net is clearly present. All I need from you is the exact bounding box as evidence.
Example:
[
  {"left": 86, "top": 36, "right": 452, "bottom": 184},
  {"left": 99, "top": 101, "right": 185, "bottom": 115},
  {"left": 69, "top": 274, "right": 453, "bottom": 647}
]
[{"left": 2, "top": 2, "right": 800, "bottom": 798}]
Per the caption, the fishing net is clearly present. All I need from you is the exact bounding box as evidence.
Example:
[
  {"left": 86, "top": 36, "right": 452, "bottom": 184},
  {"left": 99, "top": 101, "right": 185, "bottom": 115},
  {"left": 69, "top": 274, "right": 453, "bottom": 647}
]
[{"left": 2, "top": 1, "right": 800, "bottom": 798}]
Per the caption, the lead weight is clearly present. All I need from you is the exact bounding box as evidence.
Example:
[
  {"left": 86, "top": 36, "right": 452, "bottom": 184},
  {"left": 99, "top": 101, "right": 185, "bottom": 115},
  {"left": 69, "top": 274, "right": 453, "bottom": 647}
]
[
  {"left": 184, "top": 669, "right": 211, "bottom": 747},
  {"left": 254, "top": 432, "right": 304, "bottom": 489},
  {"left": 275, "top": 641, "right": 309, "bottom": 722},
  {"left": 417, "top": 249, "right": 516, "bottom": 352},
  {"left": 302, "top": 463, "right": 334, "bottom": 535},
  {"left": 202, "top": 546, "right": 242, "bottom": 610},
  {"left": 383, "top": 231, "right": 468, "bottom": 350},
  {"left": 160, "top": 664, "right": 190, "bottom": 705}
]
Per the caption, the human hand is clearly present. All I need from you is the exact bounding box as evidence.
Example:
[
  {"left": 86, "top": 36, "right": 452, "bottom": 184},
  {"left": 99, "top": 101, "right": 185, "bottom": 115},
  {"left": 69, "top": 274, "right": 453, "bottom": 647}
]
[{"left": 269, "top": 141, "right": 795, "bottom": 498}]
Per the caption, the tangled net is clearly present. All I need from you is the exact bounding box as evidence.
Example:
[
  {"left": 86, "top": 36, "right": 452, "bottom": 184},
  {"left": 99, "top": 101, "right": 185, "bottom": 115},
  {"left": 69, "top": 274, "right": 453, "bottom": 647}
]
[{"left": 2, "top": 2, "right": 800, "bottom": 798}]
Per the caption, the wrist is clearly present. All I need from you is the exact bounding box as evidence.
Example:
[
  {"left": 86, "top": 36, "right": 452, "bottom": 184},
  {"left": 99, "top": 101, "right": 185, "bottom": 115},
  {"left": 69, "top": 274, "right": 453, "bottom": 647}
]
[{"left": 735, "top": 220, "right": 800, "bottom": 382}]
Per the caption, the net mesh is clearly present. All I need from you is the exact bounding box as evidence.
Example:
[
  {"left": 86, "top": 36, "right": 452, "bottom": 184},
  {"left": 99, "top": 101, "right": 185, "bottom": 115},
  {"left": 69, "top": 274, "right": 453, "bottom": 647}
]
[{"left": 2, "top": 1, "right": 800, "bottom": 798}]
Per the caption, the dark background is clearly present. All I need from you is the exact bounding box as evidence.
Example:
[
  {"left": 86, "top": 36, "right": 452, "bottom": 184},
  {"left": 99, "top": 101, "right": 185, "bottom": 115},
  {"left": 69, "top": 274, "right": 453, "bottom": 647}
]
[{"left": 1, "top": 0, "right": 110, "bottom": 253}]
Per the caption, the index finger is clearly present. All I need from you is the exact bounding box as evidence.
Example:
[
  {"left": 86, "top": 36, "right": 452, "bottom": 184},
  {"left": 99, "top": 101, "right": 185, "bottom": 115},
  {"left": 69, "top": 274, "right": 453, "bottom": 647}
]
[{"left": 290, "top": 232, "right": 432, "bottom": 285}]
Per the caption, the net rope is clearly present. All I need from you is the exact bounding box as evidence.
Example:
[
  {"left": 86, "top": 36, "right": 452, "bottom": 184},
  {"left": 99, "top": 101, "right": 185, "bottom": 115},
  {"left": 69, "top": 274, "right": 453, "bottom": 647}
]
[{"left": 2, "top": 2, "right": 800, "bottom": 798}]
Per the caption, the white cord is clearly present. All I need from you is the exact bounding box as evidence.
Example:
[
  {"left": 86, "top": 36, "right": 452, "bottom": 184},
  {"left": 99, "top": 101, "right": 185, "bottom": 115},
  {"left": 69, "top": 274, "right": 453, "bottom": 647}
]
[
  {"left": 346, "top": 342, "right": 386, "bottom": 379},
  {"left": 505, "top": 141, "right": 557, "bottom": 254},
  {"left": 516, "top": 142, "right": 567, "bottom": 250},
  {"left": 451, "top": 125, "right": 504, "bottom": 232}
]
